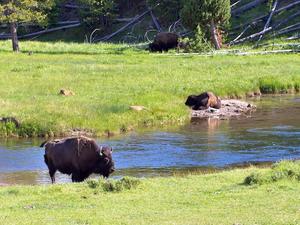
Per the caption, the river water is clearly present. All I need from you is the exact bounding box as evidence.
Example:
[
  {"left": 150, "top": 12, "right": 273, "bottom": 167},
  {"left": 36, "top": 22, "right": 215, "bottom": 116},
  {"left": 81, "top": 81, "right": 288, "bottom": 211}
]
[{"left": 0, "top": 95, "right": 300, "bottom": 185}]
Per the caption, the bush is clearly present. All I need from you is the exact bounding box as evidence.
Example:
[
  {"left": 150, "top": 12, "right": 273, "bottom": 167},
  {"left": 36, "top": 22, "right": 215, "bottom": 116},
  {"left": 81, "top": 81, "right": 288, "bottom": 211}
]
[
  {"left": 244, "top": 161, "right": 300, "bottom": 185},
  {"left": 184, "top": 25, "right": 212, "bottom": 53},
  {"left": 147, "top": 0, "right": 184, "bottom": 25},
  {"left": 0, "top": 122, "right": 17, "bottom": 137},
  {"left": 87, "top": 176, "right": 141, "bottom": 192},
  {"left": 78, "top": 0, "right": 117, "bottom": 30}
]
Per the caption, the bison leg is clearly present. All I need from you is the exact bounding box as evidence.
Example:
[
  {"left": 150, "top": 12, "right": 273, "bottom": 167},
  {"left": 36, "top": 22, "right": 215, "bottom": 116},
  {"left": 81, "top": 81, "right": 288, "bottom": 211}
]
[
  {"left": 50, "top": 170, "right": 56, "bottom": 184},
  {"left": 47, "top": 165, "right": 56, "bottom": 184},
  {"left": 44, "top": 155, "right": 57, "bottom": 184},
  {"left": 71, "top": 173, "right": 84, "bottom": 182},
  {"left": 72, "top": 172, "right": 90, "bottom": 182}
]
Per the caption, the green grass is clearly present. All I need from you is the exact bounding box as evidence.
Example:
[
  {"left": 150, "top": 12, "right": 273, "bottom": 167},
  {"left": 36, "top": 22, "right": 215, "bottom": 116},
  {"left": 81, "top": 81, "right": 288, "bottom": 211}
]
[
  {"left": 0, "top": 40, "right": 299, "bottom": 137},
  {"left": 0, "top": 161, "right": 300, "bottom": 225}
]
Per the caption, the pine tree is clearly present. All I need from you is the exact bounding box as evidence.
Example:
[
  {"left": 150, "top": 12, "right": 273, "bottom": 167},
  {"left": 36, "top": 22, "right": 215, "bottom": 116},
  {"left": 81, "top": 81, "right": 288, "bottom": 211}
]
[
  {"left": 180, "top": 0, "right": 230, "bottom": 49},
  {"left": 78, "top": 0, "right": 117, "bottom": 30},
  {"left": 0, "top": 0, "right": 55, "bottom": 52}
]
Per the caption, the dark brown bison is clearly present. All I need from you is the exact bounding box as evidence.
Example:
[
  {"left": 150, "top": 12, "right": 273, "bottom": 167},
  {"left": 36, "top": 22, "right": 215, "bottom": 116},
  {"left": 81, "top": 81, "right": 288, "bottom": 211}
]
[
  {"left": 41, "top": 136, "right": 115, "bottom": 183},
  {"left": 149, "top": 32, "right": 180, "bottom": 52},
  {"left": 185, "top": 92, "right": 222, "bottom": 110}
]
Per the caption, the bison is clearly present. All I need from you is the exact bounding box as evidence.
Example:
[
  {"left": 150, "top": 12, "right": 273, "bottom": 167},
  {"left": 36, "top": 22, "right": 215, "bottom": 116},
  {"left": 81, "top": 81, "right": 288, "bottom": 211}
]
[
  {"left": 185, "top": 92, "right": 222, "bottom": 110},
  {"left": 149, "top": 32, "right": 180, "bottom": 52},
  {"left": 41, "top": 136, "right": 115, "bottom": 183}
]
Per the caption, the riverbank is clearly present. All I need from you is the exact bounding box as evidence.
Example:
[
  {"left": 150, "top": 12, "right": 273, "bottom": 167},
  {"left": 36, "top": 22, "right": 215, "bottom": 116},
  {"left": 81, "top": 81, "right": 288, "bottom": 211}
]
[
  {"left": 0, "top": 161, "right": 299, "bottom": 224},
  {"left": 0, "top": 41, "right": 299, "bottom": 137}
]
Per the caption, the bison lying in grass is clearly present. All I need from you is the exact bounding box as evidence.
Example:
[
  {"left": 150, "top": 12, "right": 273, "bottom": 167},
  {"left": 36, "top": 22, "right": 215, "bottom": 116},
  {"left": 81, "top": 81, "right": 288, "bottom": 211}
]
[{"left": 41, "top": 136, "right": 115, "bottom": 183}]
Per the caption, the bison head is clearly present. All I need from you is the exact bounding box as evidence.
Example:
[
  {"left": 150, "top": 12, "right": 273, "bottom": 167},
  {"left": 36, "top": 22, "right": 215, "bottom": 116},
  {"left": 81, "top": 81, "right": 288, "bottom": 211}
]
[
  {"left": 95, "top": 146, "right": 115, "bottom": 178},
  {"left": 149, "top": 42, "right": 160, "bottom": 52},
  {"left": 185, "top": 95, "right": 198, "bottom": 107}
]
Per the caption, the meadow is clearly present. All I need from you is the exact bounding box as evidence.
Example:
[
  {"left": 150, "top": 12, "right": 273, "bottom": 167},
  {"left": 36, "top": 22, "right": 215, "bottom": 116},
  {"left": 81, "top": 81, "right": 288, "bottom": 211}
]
[
  {"left": 0, "top": 161, "right": 300, "bottom": 225},
  {"left": 0, "top": 40, "right": 299, "bottom": 137}
]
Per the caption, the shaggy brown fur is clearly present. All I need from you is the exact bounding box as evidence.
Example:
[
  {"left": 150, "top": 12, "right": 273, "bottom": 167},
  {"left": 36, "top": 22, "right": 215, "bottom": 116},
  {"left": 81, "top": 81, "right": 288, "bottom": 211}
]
[
  {"left": 149, "top": 32, "right": 180, "bottom": 52},
  {"left": 185, "top": 92, "right": 222, "bottom": 110},
  {"left": 41, "top": 136, "right": 115, "bottom": 183}
]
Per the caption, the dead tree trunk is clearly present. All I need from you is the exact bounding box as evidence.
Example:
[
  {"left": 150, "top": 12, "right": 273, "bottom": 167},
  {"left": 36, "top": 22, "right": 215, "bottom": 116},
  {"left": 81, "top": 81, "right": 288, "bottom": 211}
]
[
  {"left": 231, "top": 0, "right": 265, "bottom": 16},
  {"left": 210, "top": 20, "right": 221, "bottom": 50},
  {"left": 10, "top": 23, "right": 19, "bottom": 52},
  {"left": 257, "top": 0, "right": 278, "bottom": 43}
]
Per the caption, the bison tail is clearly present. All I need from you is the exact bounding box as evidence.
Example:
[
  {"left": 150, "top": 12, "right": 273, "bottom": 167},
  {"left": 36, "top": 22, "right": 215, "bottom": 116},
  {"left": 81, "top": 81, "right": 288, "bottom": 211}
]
[
  {"left": 44, "top": 154, "right": 48, "bottom": 166},
  {"left": 40, "top": 141, "right": 48, "bottom": 148}
]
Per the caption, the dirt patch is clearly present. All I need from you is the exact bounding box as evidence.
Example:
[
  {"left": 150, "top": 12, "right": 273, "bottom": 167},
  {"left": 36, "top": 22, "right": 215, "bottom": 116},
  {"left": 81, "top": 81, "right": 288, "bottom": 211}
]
[{"left": 190, "top": 99, "right": 256, "bottom": 120}]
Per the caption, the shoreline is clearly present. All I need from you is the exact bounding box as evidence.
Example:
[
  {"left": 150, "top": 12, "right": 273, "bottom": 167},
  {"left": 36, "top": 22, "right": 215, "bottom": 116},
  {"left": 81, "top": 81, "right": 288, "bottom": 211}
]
[
  {"left": 0, "top": 161, "right": 299, "bottom": 224},
  {"left": 0, "top": 93, "right": 299, "bottom": 139},
  {"left": 0, "top": 159, "right": 281, "bottom": 187}
]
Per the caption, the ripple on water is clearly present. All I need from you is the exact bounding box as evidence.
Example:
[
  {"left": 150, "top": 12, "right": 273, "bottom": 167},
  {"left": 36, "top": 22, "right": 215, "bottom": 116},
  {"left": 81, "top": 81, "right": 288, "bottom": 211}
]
[
  {"left": 1, "top": 95, "right": 300, "bottom": 185},
  {"left": 247, "top": 126, "right": 300, "bottom": 137}
]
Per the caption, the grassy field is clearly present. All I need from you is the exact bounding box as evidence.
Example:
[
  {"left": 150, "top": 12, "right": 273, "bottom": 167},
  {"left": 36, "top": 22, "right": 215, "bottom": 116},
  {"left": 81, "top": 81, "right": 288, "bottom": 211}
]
[
  {"left": 0, "top": 40, "right": 299, "bottom": 137},
  {"left": 0, "top": 161, "right": 300, "bottom": 225}
]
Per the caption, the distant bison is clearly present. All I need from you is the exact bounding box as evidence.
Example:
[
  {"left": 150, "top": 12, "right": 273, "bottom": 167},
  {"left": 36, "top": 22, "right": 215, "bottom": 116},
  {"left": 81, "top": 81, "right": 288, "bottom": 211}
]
[
  {"left": 149, "top": 32, "right": 180, "bottom": 52},
  {"left": 41, "top": 136, "right": 115, "bottom": 183},
  {"left": 185, "top": 92, "right": 222, "bottom": 110}
]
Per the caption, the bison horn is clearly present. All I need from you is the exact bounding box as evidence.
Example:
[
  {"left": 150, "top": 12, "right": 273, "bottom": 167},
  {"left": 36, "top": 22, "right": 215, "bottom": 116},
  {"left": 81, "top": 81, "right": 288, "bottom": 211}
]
[{"left": 99, "top": 146, "right": 104, "bottom": 156}]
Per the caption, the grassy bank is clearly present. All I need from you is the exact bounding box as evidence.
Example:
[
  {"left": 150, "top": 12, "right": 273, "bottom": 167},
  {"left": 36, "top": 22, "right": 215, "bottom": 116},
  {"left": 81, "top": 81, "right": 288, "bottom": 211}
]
[
  {"left": 0, "top": 41, "right": 299, "bottom": 137},
  {"left": 0, "top": 161, "right": 300, "bottom": 225}
]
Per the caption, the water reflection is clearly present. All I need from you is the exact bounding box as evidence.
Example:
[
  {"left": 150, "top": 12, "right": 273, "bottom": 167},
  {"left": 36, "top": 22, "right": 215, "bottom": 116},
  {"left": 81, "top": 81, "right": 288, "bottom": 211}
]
[{"left": 0, "top": 95, "right": 300, "bottom": 185}]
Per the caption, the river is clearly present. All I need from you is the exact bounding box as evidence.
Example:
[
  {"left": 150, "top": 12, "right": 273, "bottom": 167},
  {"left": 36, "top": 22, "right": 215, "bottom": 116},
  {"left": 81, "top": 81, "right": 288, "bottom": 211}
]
[{"left": 0, "top": 95, "right": 300, "bottom": 185}]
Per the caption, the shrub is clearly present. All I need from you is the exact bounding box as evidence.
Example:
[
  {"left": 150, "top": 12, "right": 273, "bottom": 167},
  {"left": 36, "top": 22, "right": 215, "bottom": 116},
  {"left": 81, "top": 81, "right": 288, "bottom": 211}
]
[
  {"left": 184, "top": 25, "right": 212, "bottom": 53},
  {"left": 87, "top": 177, "right": 141, "bottom": 192},
  {"left": 244, "top": 161, "right": 300, "bottom": 185}
]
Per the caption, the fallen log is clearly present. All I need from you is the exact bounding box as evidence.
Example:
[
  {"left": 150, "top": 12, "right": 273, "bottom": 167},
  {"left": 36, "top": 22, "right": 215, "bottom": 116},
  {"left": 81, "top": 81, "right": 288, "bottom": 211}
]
[
  {"left": 256, "top": 43, "right": 300, "bottom": 48},
  {"left": 232, "top": 0, "right": 266, "bottom": 16},
  {"left": 114, "top": 18, "right": 135, "bottom": 23},
  {"left": 286, "top": 35, "right": 300, "bottom": 40},
  {"left": 278, "top": 22, "right": 300, "bottom": 33},
  {"left": 0, "top": 20, "right": 79, "bottom": 28},
  {"left": 231, "top": 0, "right": 242, "bottom": 8},
  {"left": 95, "top": 9, "right": 152, "bottom": 42},
  {"left": 230, "top": 27, "right": 272, "bottom": 45},
  {"left": 232, "top": 49, "right": 300, "bottom": 55},
  {"left": 231, "top": 15, "right": 267, "bottom": 31},
  {"left": 149, "top": 9, "right": 162, "bottom": 32},
  {"left": 277, "top": 24, "right": 300, "bottom": 36},
  {"left": 64, "top": 4, "right": 87, "bottom": 9},
  {"left": 230, "top": 24, "right": 252, "bottom": 43},
  {"left": 275, "top": 0, "right": 300, "bottom": 14},
  {"left": 257, "top": 0, "right": 278, "bottom": 43},
  {"left": 0, "top": 23, "right": 81, "bottom": 40},
  {"left": 56, "top": 20, "right": 80, "bottom": 25},
  {"left": 273, "top": 11, "right": 300, "bottom": 30},
  {"left": 231, "top": 0, "right": 300, "bottom": 31}
]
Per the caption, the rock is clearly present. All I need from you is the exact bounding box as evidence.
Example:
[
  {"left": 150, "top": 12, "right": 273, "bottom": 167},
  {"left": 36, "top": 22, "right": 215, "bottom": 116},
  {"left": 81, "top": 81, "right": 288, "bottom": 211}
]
[
  {"left": 59, "top": 89, "right": 75, "bottom": 96},
  {"left": 68, "top": 128, "right": 94, "bottom": 137},
  {"left": 129, "top": 105, "right": 147, "bottom": 111},
  {"left": 191, "top": 99, "right": 256, "bottom": 120}
]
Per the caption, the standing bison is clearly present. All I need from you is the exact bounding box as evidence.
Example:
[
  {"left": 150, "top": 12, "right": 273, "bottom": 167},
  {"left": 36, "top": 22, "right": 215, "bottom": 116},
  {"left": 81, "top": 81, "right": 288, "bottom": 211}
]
[
  {"left": 41, "top": 136, "right": 115, "bottom": 183},
  {"left": 185, "top": 92, "right": 222, "bottom": 110},
  {"left": 149, "top": 32, "right": 180, "bottom": 52}
]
